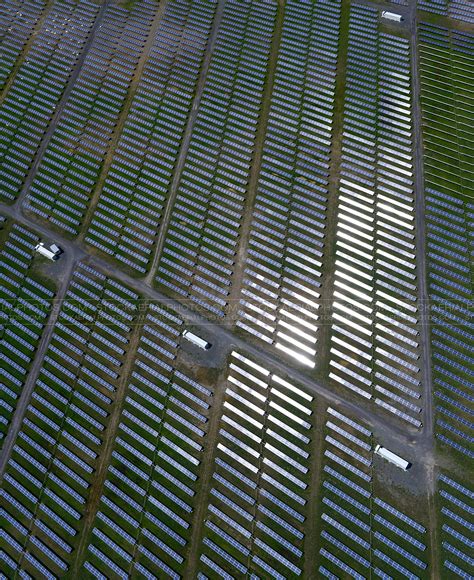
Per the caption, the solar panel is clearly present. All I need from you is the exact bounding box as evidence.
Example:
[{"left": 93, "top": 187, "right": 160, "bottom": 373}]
[
  {"left": 374, "top": 532, "right": 427, "bottom": 569},
  {"left": 257, "top": 504, "right": 304, "bottom": 539},
  {"left": 137, "top": 545, "right": 180, "bottom": 580},
  {"left": 209, "top": 503, "right": 252, "bottom": 539},
  {"left": 439, "top": 474, "right": 473, "bottom": 500},
  {"left": 324, "top": 466, "right": 371, "bottom": 498},
  {"left": 200, "top": 554, "right": 234, "bottom": 580},
  {"left": 203, "top": 538, "right": 248, "bottom": 575},
  {"left": 210, "top": 487, "right": 253, "bottom": 522},
  {"left": 320, "top": 548, "right": 366, "bottom": 580},
  {"left": 443, "top": 559, "right": 471, "bottom": 580},
  {"left": 260, "top": 489, "right": 305, "bottom": 523},
  {"left": 323, "top": 513, "right": 370, "bottom": 550},
  {"left": 83, "top": 561, "right": 107, "bottom": 580},
  {"left": 325, "top": 435, "right": 371, "bottom": 466},
  {"left": 88, "top": 545, "right": 127, "bottom": 579},
  {"left": 442, "top": 542, "right": 473, "bottom": 567},
  {"left": 374, "top": 498, "right": 426, "bottom": 532},
  {"left": 373, "top": 549, "right": 418, "bottom": 579},
  {"left": 254, "top": 538, "right": 302, "bottom": 575},
  {"left": 205, "top": 520, "right": 250, "bottom": 556},
  {"left": 322, "top": 531, "right": 370, "bottom": 568}
]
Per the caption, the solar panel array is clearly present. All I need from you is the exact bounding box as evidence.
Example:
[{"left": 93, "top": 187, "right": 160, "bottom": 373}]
[
  {"left": 0, "top": 1, "right": 472, "bottom": 577},
  {"left": 0, "top": 0, "right": 45, "bottom": 92},
  {"left": 25, "top": 0, "right": 158, "bottom": 235},
  {"left": 425, "top": 189, "right": 473, "bottom": 460},
  {"left": 419, "top": 25, "right": 474, "bottom": 200},
  {"left": 319, "top": 408, "right": 429, "bottom": 579},
  {"left": 418, "top": 25, "right": 473, "bottom": 461},
  {"left": 85, "top": 0, "right": 217, "bottom": 272},
  {"left": 155, "top": 0, "right": 277, "bottom": 318},
  {"left": 418, "top": 0, "right": 474, "bottom": 24},
  {"left": 0, "top": 221, "right": 55, "bottom": 448},
  {"left": 0, "top": 263, "right": 139, "bottom": 577},
  {"left": 197, "top": 351, "right": 316, "bottom": 578},
  {"left": 81, "top": 303, "right": 214, "bottom": 578},
  {"left": 329, "top": 3, "right": 422, "bottom": 428},
  {"left": 236, "top": 0, "right": 341, "bottom": 369},
  {"left": 0, "top": 0, "right": 99, "bottom": 202},
  {"left": 437, "top": 473, "right": 473, "bottom": 579}
]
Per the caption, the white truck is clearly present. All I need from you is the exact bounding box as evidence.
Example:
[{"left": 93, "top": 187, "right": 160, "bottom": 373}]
[{"left": 375, "top": 445, "right": 411, "bottom": 471}]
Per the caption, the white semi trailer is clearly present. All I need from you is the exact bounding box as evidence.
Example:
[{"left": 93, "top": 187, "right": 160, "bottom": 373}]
[
  {"left": 381, "top": 11, "right": 403, "bottom": 22},
  {"left": 35, "top": 242, "right": 61, "bottom": 261},
  {"left": 182, "top": 330, "right": 211, "bottom": 350},
  {"left": 375, "top": 445, "right": 410, "bottom": 471}
]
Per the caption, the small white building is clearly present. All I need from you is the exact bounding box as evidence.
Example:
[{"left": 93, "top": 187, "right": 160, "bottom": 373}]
[
  {"left": 381, "top": 11, "right": 403, "bottom": 22},
  {"left": 35, "top": 242, "right": 61, "bottom": 261},
  {"left": 375, "top": 445, "right": 411, "bottom": 470}
]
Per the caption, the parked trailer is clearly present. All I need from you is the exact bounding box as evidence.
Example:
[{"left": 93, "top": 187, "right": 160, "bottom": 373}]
[
  {"left": 182, "top": 330, "right": 211, "bottom": 350},
  {"left": 381, "top": 11, "right": 403, "bottom": 22},
  {"left": 375, "top": 445, "right": 411, "bottom": 470},
  {"left": 35, "top": 242, "right": 61, "bottom": 261}
]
